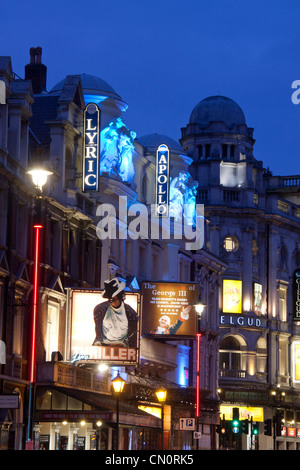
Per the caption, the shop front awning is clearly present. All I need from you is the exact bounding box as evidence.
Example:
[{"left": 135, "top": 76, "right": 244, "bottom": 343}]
[{"left": 34, "top": 386, "right": 161, "bottom": 429}]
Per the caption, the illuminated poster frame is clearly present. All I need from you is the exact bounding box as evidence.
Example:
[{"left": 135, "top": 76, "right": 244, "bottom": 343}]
[
  {"left": 223, "top": 280, "right": 242, "bottom": 314},
  {"left": 70, "top": 289, "right": 140, "bottom": 365},
  {"left": 253, "top": 282, "right": 262, "bottom": 314},
  {"left": 155, "top": 144, "right": 170, "bottom": 217},
  {"left": 141, "top": 281, "right": 197, "bottom": 337},
  {"left": 83, "top": 103, "right": 100, "bottom": 192},
  {"left": 292, "top": 341, "right": 300, "bottom": 383}
]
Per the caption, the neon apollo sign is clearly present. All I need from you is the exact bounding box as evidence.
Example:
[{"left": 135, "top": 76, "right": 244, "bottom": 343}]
[
  {"left": 155, "top": 144, "right": 170, "bottom": 216},
  {"left": 83, "top": 103, "right": 100, "bottom": 191}
]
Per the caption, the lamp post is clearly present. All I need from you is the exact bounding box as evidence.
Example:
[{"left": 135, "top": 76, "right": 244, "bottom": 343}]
[
  {"left": 26, "top": 167, "right": 52, "bottom": 447},
  {"left": 111, "top": 373, "right": 126, "bottom": 450},
  {"left": 156, "top": 388, "right": 167, "bottom": 450},
  {"left": 193, "top": 298, "right": 206, "bottom": 449}
]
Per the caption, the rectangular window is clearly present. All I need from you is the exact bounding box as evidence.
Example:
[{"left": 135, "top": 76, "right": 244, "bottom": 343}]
[
  {"left": 279, "top": 287, "right": 287, "bottom": 322},
  {"left": 46, "top": 302, "right": 59, "bottom": 361}
]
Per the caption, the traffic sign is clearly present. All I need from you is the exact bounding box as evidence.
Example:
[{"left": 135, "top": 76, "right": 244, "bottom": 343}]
[{"left": 179, "top": 418, "right": 195, "bottom": 430}]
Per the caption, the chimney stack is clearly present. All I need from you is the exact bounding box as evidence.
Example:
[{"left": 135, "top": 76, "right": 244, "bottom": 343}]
[{"left": 25, "top": 47, "right": 47, "bottom": 94}]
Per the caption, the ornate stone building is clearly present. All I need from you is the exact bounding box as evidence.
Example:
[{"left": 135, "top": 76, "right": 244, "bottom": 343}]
[
  {"left": 0, "top": 49, "right": 225, "bottom": 450},
  {"left": 181, "top": 95, "right": 300, "bottom": 450}
]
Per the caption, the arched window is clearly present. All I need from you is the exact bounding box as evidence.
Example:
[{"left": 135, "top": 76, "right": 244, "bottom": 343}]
[{"left": 219, "top": 336, "right": 241, "bottom": 371}]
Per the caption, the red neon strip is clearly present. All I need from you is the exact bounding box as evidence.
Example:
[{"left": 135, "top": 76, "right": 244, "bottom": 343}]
[
  {"left": 196, "top": 333, "right": 201, "bottom": 417},
  {"left": 196, "top": 333, "right": 201, "bottom": 371},
  {"left": 30, "top": 226, "right": 42, "bottom": 383}
]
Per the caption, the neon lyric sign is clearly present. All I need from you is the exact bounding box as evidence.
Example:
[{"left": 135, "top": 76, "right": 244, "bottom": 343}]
[
  {"left": 83, "top": 103, "right": 100, "bottom": 191},
  {"left": 155, "top": 144, "right": 170, "bottom": 216}
]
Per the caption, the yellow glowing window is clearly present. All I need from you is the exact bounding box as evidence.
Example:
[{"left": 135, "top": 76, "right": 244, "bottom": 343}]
[{"left": 224, "top": 236, "right": 237, "bottom": 252}]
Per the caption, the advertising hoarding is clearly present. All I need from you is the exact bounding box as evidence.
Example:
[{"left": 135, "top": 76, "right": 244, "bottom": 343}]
[
  {"left": 141, "top": 282, "right": 197, "bottom": 337},
  {"left": 292, "top": 341, "right": 300, "bottom": 383},
  {"left": 253, "top": 283, "right": 262, "bottom": 313},
  {"left": 70, "top": 290, "right": 140, "bottom": 365},
  {"left": 223, "top": 280, "right": 242, "bottom": 314}
]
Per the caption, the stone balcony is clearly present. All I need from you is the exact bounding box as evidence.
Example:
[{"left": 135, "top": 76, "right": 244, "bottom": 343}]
[{"left": 36, "top": 361, "right": 111, "bottom": 395}]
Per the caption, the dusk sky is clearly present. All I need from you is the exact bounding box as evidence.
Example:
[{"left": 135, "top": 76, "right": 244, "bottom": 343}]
[{"left": 2, "top": 0, "right": 300, "bottom": 176}]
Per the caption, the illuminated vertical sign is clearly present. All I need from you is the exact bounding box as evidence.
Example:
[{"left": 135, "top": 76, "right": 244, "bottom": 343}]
[
  {"left": 223, "top": 280, "right": 242, "bottom": 314},
  {"left": 83, "top": 103, "right": 100, "bottom": 192},
  {"left": 292, "top": 342, "right": 300, "bottom": 383},
  {"left": 253, "top": 283, "right": 262, "bottom": 313},
  {"left": 293, "top": 269, "right": 300, "bottom": 321},
  {"left": 155, "top": 144, "right": 169, "bottom": 217}
]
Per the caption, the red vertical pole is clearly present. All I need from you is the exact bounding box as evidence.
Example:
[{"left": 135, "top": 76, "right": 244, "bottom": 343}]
[
  {"left": 30, "top": 224, "right": 43, "bottom": 383},
  {"left": 196, "top": 333, "right": 201, "bottom": 418}
]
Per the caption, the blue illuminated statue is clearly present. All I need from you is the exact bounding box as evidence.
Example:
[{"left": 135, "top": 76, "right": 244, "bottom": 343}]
[
  {"left": 100, "top": 117, "right": 136, "bottom": 183},
  {"left": 169, "top": 171, "right": 198, "bottom": 225}
]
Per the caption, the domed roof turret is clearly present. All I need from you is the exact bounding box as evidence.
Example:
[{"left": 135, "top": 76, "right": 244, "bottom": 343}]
[
  {"left": 50, "top": 73, "right": 121, "bottom": 100},
  {"left": 189, "top": 95, "right": 246, "bottom": 128}
]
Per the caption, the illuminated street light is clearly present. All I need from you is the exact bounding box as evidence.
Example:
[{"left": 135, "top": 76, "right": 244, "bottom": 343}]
[
  {"left": 156, "top": 388, "right": 167, "bottom": 450},
  {"left": 27, "top": 167, "right": 53, "bottom": 192},
  {"left": 26, "top": 166, "right": 52, "bottom": 447},
  {"left": 111, "top": 373, "right": 126, "bottom": 449},
  {"left": 193, "top": 296, "right": 206, "bottom": 449}
]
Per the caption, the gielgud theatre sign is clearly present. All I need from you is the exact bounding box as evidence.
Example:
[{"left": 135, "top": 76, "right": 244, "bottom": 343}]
[{"left": 69, "top": 288, "right": 140, "bottom": 365}]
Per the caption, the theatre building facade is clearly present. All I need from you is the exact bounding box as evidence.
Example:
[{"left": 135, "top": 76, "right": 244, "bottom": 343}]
[
  {"left": 180, "top": 95, "right": 300, "bottom": 450},
  {"left": 1, "top": 48, "right": 300, "bottom": 451},
  {"left": 0, "top": 50, "right": 225, "bottom": 450}
]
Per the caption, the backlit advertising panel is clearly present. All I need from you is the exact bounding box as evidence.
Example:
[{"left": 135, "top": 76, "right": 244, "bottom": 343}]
[
  {"left": 292, "top": 341, "right": 300, "bottom": 383},
  {"left": 223, "top": 280, "right": 242, "bottom": 314},
  {"left": 253, "top": 282, "right": 262, "bottom": 314},
  {"left": 141, "top": 282, "right": 197, "bottom": 337},
  {"left": 70, "top": 289, "right": 140, "bottom": 365}
]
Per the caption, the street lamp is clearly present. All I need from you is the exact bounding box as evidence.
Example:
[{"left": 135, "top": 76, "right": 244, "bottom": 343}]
[
  {"left": 26, "top": 167, "right": 52, "bottom": 447},
  {"left": 111, "top": 373, "right": 126, "bottom": 450},
  {"left": 155, "top": 388, "right": 167, "bottom": 450},
  {"left": 193, "top": 297, "right": 206, "bottom": 448},
  {"left": 193, "top": 299, "right": 206, "bottom": 415}
]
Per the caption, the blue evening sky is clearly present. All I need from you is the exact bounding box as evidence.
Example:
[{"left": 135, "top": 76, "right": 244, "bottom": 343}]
[{"left": 1, "top": 0, "right": 300, "bottom": 175}]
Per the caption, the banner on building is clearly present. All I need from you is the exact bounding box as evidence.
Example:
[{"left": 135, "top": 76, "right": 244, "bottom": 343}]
[
  {"left": 253, "top": 283, "right": 262, "bottom": 314},
  {"left": 70, "top": 289, "right": 140, "bottom": 365},
  {"left": 83, "top": 103, "right": 100, "bottom": 192},
  {"left": 141, "top": 282, "right": 197, "bottom": 337},
  {"left": 155, "top": 144, "right": 170, "bottom": 217},
  {"left": 293, "top": 269, "right": 300, "bottom": 321},
  {"left": 223, "top": 280, "right": 242, "bottom": 314}
]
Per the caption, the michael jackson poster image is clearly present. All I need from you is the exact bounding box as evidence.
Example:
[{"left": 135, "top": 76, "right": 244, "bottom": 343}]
[{"left": 70, "top": 279, "right": 140, "bottom": 365}]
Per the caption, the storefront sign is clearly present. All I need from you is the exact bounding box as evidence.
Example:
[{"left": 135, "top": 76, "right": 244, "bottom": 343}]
[
  {"left": 220, "top": 313, "right": 263, "bottom": 328},
  {"left": 155, "top": 144, "right": 170, "bottom": 216},
  {"left": 293, "top": 269, "right": 300, "bottom": 321},
  {"left": 223, "top": 280, "right": 242, "bottom": 314},
  {"left": 83, "top": 103, "right": 100, "bottom": 192},
  {"left": 0, "top": 394, "right": 19, "bottom": 409},
  {"left": 70, "top": 290, "right": 140, "bottom": 365},
  {"left": 141, "top": 282, "right": 197, "bottom": 337},
  {"left": 288, "top": 427, "right": 296, "bottom": 437}
]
